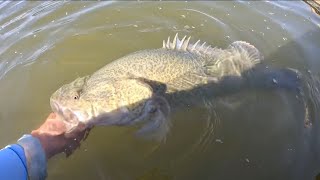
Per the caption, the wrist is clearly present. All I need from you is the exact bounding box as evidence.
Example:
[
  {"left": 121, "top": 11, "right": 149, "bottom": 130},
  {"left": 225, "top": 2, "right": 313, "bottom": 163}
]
[
  {"left": 31, "top": 131, "right": 51, "bottom": 159},
  {"left": 17, "top": 134, "right": 47, "bottom": 180}
]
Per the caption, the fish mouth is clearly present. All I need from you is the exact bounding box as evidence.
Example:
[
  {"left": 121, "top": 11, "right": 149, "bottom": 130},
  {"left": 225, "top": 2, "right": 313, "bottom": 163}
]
[
  {"left": 50, "top": 100, "right": 90, "bottom": 129},
  {"left": 49, "top": 100, "right": 145, "bottom": 128}
]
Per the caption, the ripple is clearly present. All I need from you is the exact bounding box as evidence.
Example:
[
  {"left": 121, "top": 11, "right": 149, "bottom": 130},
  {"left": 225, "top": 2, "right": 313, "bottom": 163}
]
[{"left": 180, "top": 8, "right": 227, "bottom": 27}]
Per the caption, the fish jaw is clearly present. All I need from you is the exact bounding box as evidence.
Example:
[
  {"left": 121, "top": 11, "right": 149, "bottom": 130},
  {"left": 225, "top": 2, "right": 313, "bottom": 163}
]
[
  {"left": 50, "top": 97, "right": 134, "bottom": 131},
  {"left": 50, "top": 100, "right": 86, "bottom": 131}
]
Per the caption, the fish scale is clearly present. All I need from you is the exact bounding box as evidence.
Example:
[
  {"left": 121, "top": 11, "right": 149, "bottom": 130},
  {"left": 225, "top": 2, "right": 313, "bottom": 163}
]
[{"left": 50, "top": 34, "right": 302, "bottom": 141}]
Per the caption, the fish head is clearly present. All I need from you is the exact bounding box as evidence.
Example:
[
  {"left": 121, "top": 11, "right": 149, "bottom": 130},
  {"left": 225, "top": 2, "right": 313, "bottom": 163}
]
[
  {"left": 50, "top": 76, "right": 93, "bottom": 130},
  {"left": 50, "top": 77, "right": 169, "bottom": 135}
]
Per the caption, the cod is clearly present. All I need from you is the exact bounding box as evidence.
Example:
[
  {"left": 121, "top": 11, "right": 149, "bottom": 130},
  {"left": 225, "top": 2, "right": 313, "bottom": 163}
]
[{"left": 50, "top": 34, "right": 302, "bottom": 140}]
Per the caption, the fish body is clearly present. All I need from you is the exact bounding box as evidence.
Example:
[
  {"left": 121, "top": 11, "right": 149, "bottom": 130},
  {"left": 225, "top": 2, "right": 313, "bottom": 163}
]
[{"left": 50, "top": 34, "right": 300, "bottom": 140}]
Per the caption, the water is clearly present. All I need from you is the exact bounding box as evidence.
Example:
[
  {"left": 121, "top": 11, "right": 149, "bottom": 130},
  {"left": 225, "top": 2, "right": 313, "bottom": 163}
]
[{"left": 0, "top": 1, "right": 320, "bottom": 180}]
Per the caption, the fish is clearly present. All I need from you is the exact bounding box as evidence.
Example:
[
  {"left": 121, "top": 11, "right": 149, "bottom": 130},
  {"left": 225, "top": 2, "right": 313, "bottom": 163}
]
[{"left": 50, "top": 34, "right": 303, "bottom": 141}]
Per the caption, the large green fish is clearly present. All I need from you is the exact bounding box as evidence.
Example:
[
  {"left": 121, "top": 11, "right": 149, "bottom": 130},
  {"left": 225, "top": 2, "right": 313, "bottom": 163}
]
[{"left": 50, "top": 34, "right": 302, "bottom": 140}]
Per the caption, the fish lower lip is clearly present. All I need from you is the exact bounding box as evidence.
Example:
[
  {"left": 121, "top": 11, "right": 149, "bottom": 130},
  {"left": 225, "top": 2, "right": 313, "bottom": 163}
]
[
  {"left": 51, "top": 102, "right": 67, "bottom": 120},
  {"left": 50, "top": 101, "right": 59, "bottom": 112},
  {"left": 54, "top": 102, "right": 59, "bottom": 112}
]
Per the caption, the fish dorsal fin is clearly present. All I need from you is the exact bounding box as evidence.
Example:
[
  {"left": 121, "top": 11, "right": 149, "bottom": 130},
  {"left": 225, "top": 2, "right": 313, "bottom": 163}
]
[
  {"left": 227, "top": 41, "right": 263, "bottom": 62},
  {"left": 162, "top": 33, "right": 216, "bottom": 56}
]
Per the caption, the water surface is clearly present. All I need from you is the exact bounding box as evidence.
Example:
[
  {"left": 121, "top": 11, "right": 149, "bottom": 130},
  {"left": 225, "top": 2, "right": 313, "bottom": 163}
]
[{"left": 0, "top": 1, "right": 320, "bottom": 180}]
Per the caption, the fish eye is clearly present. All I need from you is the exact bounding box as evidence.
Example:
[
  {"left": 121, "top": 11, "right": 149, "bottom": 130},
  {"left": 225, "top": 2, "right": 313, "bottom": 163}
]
[
  {"left": 73, "top": 93, "right": 80, "bottom": 100},
  {"left": 73, "top": 89, "right": 82, "bottom": 100}
]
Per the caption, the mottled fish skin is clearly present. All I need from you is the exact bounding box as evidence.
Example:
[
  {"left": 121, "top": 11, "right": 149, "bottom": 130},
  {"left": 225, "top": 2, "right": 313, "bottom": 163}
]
[{"left": 50, "top": 34, "right": 300, "bottom": 141}]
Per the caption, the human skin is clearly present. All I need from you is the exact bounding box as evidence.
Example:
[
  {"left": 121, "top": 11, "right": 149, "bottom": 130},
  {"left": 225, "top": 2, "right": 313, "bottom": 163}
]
[{"left": 30, "top": 113, "right": 90, "bottom": 159}]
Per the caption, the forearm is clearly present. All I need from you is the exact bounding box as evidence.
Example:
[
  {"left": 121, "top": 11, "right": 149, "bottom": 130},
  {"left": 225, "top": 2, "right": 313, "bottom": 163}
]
[
  {"left": 0, "top": 144, "right": 28, "bottom": 180},
  {"left": 0, "top": 113, "right": 88, "bottom": 180}
]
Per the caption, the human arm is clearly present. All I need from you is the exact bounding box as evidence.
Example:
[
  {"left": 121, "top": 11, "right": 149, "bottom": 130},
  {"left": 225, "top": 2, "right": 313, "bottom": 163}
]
[{"left": 0, "top": 113, "right": 89, "bottom": 180}]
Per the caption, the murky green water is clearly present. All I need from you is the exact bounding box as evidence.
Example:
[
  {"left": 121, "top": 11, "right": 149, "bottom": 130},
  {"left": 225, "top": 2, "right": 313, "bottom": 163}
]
[{"left": 0, "top": 1, "right": 320, "bottom": 180}]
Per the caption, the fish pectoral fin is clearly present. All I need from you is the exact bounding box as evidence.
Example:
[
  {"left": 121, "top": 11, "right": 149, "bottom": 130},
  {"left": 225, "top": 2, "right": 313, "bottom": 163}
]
[
  {"left": 135, "top": 112, "right": 171, "bottom": 142},
  {"left": 135, "top": 96, "right": 171, "bottom": 142}
]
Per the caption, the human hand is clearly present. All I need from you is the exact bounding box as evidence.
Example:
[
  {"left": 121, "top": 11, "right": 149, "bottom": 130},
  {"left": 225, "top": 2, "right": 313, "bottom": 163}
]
[{"left": 31, "top": 113, "right": 90, "bottom": 159}]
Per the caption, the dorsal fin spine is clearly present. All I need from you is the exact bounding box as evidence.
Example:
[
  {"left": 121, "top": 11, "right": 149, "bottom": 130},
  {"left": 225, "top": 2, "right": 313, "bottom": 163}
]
[
  {"left": 204, "top": 45, "right": 211, "bottom": 53},
  {"left": 172, "top": 33, "right": 178, "bottom": 50},
  {"left": 162, "top": 34, "right": 217, "bottom": 57},
  {"left": 191, "top": 40, "right": 200, "bottom": 51},
  {"left": 166, "top": 36, "right": 170, "bottom": 49},
  {"left": 199, "top": 42, "right": 206, "bottom": 51},
  {"left": 182, "top": 36, "right": 191, "bottom": 51}
]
